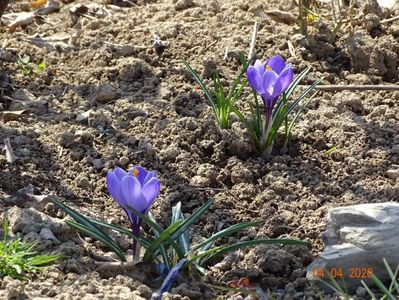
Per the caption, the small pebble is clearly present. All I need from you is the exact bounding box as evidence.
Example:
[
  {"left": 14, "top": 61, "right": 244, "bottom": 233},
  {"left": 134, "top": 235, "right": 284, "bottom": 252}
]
[{"left": 92, "top": 159, "right": 104, "bottom": 170}]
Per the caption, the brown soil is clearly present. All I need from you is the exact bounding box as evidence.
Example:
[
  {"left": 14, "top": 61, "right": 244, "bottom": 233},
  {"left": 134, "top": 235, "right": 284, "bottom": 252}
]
[{"left": 1, "top": 0, "right": 399, "bottom": 299}]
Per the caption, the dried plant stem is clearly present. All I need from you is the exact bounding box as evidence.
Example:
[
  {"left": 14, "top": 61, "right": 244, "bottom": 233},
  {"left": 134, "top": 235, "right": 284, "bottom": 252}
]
[
  {"left": 381, "top": 15, "right": 399, "bottom": 24},
  {"left": 302, "top": 85, "right": 399, "bottom": 92},
  {"left": 3, "top": 138, "right": 16, "bottom": 163},
  {"left": 247, "top": 21, "right": 258, "bottom": 60}
]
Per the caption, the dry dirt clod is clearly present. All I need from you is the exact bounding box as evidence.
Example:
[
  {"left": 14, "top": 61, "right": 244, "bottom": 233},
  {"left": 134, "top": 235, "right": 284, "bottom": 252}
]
[{"left": 94, "top": 83, "right": 118, "bottom": 103}]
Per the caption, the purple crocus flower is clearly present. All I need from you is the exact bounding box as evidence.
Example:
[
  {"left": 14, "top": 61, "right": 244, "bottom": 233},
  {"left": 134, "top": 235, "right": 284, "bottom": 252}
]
[
  {"left": 246, "top": 55, "right": 294, "bottom": 111},
  {"left": 247, "top": 55, "right": 294, "bottom": 152},
  {"left": 106, "top": 166, "right": 160, "bottom": 255}
]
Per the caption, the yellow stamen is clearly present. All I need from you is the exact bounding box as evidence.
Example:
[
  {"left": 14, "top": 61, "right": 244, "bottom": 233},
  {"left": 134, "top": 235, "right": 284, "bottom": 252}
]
[
  {"left": 265, "top": 66, "right": 272, "bottom": 71},
  {"left": 133, "top": 168, "right": 139, "bottom": 177}
]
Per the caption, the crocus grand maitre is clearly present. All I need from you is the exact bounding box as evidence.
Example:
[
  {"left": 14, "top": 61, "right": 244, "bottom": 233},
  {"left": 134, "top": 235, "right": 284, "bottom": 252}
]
[
  {"left": 106, "top": 166, "right": 160, "bottom": 254},
  {"left": 246, "top": 55, "right": 294, "bottom": 117}
]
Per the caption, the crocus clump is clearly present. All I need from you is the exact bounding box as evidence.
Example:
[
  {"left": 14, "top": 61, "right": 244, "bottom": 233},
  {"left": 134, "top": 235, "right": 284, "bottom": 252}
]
[
  {"left": 246, "top": 55, "right": 294, "bottom": 157},
  {"left": 106, "top": 166, "right": 160, "bottom": 256}
]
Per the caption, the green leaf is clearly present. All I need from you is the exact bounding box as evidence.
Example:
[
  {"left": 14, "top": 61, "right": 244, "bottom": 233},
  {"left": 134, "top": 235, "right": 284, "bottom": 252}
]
[
  {"left": 51, "top": 197, "right": 127, "bottom": 261},
  {"left": 284, "top": 90, "right": 318, "bottom": 147},
  {"left": 148, "top": 212, "right": 171, "bottom": 271},
  {"left": 143, "top": 220, "right": 183, "bottom": 261},
  {"left": 192, "top": 220, "right": 263, "bottom": 253},
  {"left": 3, "top": 217, "right": 8, "bottom": 242},
  {"left": 285, "top": 67, "right": 311, "bottom": 99},
  {"left": 361, "top": 280, "right": 378, "bottom": 300},
  {"left": 285, "top": 78, "right": 322, "bottom": 118},
  {"left": 88, "top": 217, "right": 151, "bottom": 248},
  {"left": 371, "top": 274, "right": 396, "bottom": 300},
  {"left": 170, "top": 199, "right": 213, "bottom": 242},
  {"left": 183, "top": 60, "right": 217, "bottom": 114},
  {"left": 226, "top": 52, "right": 257, "bottom": 102},
  {"left": 228, "top": 102, "right": 261, "bottom": 150},
  {"left": 195, "top": 238, "right": 309, "bottom": 266},
  {"left": 172, "top": 202, "right": 190, "bottom": 255},
  {"left": 66, "top": 221, "right": 126, "bottom": 261},
  {"left": 125, "top": 206, "right": 185, "bottom": 260},
  {"left": 383, "top": 258, "right": 399, "bottom": 294},
  {"left": 28, "top": 254, "right": 62, "bottom": 266}
]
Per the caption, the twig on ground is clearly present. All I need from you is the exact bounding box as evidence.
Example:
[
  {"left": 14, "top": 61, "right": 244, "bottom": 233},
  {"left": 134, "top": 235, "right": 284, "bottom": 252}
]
[
  {"left": 381, "top": 15, "right": 399, "bottom": 24},
  {"left": 223, "top": 47, "right": 228, "bottom": 60},
  {"left": 300, "top": 85, "right": 399, "bottom": 91},
  {"left": 0, "top": 38, "right": 8, "bottom": 59},
  {"left": 247, "top": 21, "right": 258, "bottom": 60},
  {"left": 3, "top": 138, "right": 17, "bottom": 164}
]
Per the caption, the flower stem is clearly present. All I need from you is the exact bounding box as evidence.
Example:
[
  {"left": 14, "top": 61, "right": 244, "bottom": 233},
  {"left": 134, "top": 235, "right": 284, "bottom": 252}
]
[
  {"left": 261, "top": 109, "right": 273, "bottom": 160},
  {"left": 262, "top": 143, "right": 274, "bottom": 161}
]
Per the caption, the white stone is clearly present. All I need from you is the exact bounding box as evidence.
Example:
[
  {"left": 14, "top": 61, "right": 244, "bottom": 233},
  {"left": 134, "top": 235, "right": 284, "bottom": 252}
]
[{"left": 307, "top": 202, "right": 399, "bottom": 292}]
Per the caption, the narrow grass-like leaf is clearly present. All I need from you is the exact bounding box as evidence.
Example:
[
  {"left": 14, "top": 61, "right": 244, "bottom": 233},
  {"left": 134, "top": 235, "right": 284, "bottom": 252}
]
[
  {"left": 192, "top": 239, "right": 309, "bottom": 266},
  {"left": 170, "top": 199, "right": 213, "bottom": 241},
  {"left": 227, "top": 53, "right": 257, "bottom": 102},
  {"left": 148, "top": 212, "right": 171, "bottom": 271},
  {"left": 192, "top": 220, "right": 263, "bottom": 253},
  {"left": 284, "top": 78, "right": 322, "bottom": 118},
  {"left": 361, "top": 280, "right": 378, "bottom": 300},
  {"left": 65, "top": 221, "right": 126, "bottom": 261},
  {"left": 285, "top": 67, "right": 311, "bottom": 100},
  {"left": 125, "top": 206, "right": 185, "bottom": 260},
  {"left": 228, "top": 102, "right": 262, "bottom": 150},
  {"left": 371, "top": 275, "right": 396, "bottom": 300},
  {"left": 28, "top": 254, "right": 62, "bottom": 266},
  {"left": 3, "top": 217, "right": 8, "bottom": 242},
  {"left": 283, "top": 90, "right": 318, "bottom": 148},
  {"left": 383, "top": 258, "right": 399, "bottom": 294},
  {"left": 88, "top": 217, "right": 151, "bottom": 248},
  {"left": 172, "top": 202, "right": 190, "bottom": 255},
  {"left": 183, "top": 60, "right": 217, "bottom": 114},
  {"left": 51, "top": 197, "right": 126, "bottom": 261},
  {"left": 143, "top": 220, "right": 183, "bottom": 261}
]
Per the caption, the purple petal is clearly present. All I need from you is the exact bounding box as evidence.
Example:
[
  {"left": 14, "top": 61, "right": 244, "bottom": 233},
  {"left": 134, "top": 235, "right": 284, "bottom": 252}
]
[
  {"left": 246, "top": 66, "right": 263, "bottom": 94},
  {"left": 114, "top": 167, "right": 128, "bottom": 181},
  {"left": 272, "top": 77, "right": 283, "bottom": 99},
  {"left": 142, "top": 177, "right": 160, "bottom": 210},
  {"left": 265, "top": 55, "right": 286, "bottom": 74},
  {"left": 106, "top": 171, "right": 124, "bottom": 204},
  {"left": 133, "top": 166, "right": 148, "bottom": 186},
  {"left": 261, "top": 70, "right": 278, "bottom": 98},
  {"left": 253, "top": 59, "right": 265, "bottom": 76},
  {"left": 121, "top": 175, "right": 148, "bottom": 212},
  {"left": 143, "top": 171, "right": 156, "bottom": 186},
  {"left": 156, "top": 258, "right": 187, "bottom": 299},
  {"left": 278, "top": 65, "right": 294, "bottom": 92}
]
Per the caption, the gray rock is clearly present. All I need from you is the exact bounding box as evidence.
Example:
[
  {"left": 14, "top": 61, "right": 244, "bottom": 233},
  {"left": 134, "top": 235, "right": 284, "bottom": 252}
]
[
  {"left": 12, "top": 88, "right": 35, "bottom": 101},
  {"left": 94, "top": 83, "right": 118, "bottom": 103},
  {"left": 387, "top": 165, "right": 399, "bottom": 180},
  {"left": 92, "top": 159, "right": 104, "bottom": 170},
  {"left": 307, "top": 202, "right": 399, "bottom": 292},
  {"left": 175, "top": 0, "right": 194, "bottom": 10},
  {"left": 391, "top": 144, "right": 399, "bottom": 154}
]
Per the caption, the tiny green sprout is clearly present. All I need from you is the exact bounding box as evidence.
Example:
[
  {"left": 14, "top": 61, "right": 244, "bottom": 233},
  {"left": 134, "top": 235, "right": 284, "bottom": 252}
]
[
  {"left": 325, "top": 146, "right": 337, "bottom": 155},
  {"left": 183, "top": 54, "right": 256, "bottom": 129},
  {"left": 0, "top": 217, "right": 62, "bottom": 280},
  {"left": 17, "top": 55, "right": 47, "bottom": 76},
  {"left": 297, "top": 0, "right": 321, "bottom": 35},
  {"left": 35, "top": 61, "right": 47, "bottom": 74}
]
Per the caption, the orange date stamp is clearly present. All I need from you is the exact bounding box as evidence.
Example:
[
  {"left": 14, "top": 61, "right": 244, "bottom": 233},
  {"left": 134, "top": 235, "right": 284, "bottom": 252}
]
[{"left": 312, "top": 267, "right": 374, "bottom": 279}]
